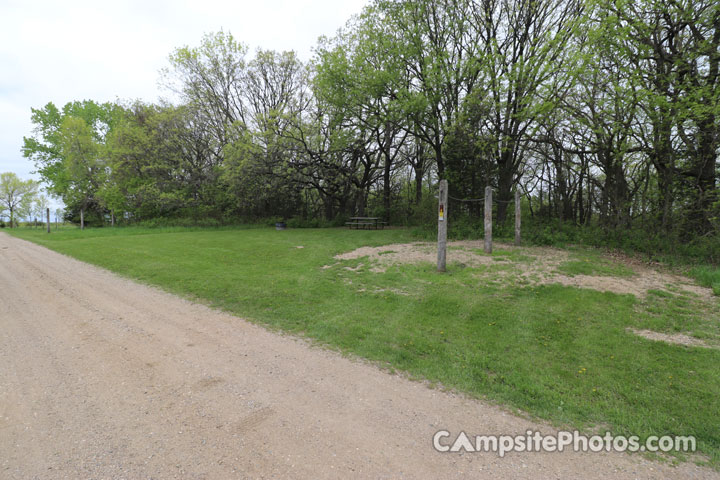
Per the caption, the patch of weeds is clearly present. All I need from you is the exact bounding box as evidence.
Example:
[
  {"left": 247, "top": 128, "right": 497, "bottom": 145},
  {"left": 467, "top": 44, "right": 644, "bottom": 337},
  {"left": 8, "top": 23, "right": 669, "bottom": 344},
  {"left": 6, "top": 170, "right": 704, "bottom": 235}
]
[
  {"left": 636, "top": 289, "right": 720, "bottom": 342},
  {"left": 690, "top": 266, "right": 720, "bottom": 296},
  {"left": 647, "top": 289, "right": 672, "bottom": 298},
  {"left": 470, "top": 248, "right": 536, "bottom": 264},
  {"left": 556, "top": 249, "right": 635, "bottom": 278}
]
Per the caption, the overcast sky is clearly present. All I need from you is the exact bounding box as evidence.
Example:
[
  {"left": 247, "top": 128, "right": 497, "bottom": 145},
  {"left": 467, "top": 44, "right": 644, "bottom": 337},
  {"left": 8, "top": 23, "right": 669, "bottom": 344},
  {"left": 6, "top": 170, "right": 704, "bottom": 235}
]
[{"left": 0, "top": 0, "right": 368, "bottom": 202}]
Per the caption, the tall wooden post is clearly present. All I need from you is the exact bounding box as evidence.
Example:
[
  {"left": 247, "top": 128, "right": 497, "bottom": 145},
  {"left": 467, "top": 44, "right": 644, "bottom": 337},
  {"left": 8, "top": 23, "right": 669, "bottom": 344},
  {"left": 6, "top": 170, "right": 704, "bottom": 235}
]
[
  {"left": 111, "top": 210, "right": 115, "bottom": 227},
  {"left": 437, "top": 179, "right": 448, "bottom": 272},
  {"left": 80, "top": 208, "right": 84, "bottom": 230},
  {"left": 46, "top": 208, "right": 50, "bottom": 234},
  {"left": 514, "top": 189, "right": 521, "bottom": 246},
  {"left": 484, "top": 186, "right": 492, "bottom": 253}
]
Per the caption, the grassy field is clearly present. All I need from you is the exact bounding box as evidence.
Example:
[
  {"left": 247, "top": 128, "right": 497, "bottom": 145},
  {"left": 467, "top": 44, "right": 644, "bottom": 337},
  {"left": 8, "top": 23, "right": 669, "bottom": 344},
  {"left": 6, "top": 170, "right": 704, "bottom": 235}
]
[{"left": 5, "top": 225, "right": 720, "bottom": 466}]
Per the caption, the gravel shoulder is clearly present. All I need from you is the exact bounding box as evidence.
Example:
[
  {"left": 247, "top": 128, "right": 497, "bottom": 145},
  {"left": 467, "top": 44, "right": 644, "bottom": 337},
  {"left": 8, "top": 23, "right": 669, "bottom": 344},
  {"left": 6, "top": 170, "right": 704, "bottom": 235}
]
[{"left": 0, "top": 232, "right": 716, "bottom": 479}]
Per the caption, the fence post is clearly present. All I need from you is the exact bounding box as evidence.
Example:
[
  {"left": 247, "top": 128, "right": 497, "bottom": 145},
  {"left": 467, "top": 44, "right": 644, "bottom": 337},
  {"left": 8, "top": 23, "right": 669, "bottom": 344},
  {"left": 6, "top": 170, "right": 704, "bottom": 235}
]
[
  {"left": 46, "top": 208, "right": 50, "bottom": 234},
  {"left": 484, "top": 186, "right": 492, "bottom": 253},
  {"left": 515, "top": 189, "right": 521, "bottom": 246},
  {"left": 437, "top": 179, "right": 448, "bottom": 272}
]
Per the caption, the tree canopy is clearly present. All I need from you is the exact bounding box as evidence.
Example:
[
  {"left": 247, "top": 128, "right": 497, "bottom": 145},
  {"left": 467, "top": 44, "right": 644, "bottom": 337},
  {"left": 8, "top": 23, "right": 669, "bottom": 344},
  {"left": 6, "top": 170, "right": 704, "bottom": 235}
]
[
  {"left": 0, "top": 172, "right": 38, "bottom": 227},
  {"left": 21, "top": 0, "right": 719, "bottom": 253}
]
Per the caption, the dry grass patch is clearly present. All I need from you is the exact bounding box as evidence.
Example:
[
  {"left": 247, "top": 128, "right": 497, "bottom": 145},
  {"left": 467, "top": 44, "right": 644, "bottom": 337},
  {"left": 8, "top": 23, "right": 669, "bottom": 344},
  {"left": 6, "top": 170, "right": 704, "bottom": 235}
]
[
  {"left": 332, "top": 241, "right": 714, "bottom": 300},
  {"left": 628, "top": 328, "right": 719, "bottom": 349}
]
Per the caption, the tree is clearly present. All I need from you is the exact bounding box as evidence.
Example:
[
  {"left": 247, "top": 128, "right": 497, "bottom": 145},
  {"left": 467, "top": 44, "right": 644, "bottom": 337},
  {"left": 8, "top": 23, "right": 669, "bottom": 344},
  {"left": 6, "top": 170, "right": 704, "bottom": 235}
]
[
  {"left": 314, "top": 14, "right": 409, "bottom": 219},
  {"left": 23, "top": 100, "right": 119, "bottom": 227},
  {"left": 371, "top": 0, "right": 482, "bottom": 178},
  {"left": 597, "top": 0, "right": 720, "bottom": 233},
  {"left": 467, "top": 0, "right": 585, "bottom": 222},
  {"left": 58, "top": 116, "right": 105, "bottom": 229},
  {"left": 54, "top": 207, "right": 64, "bottom": 226},
  {"left": 33, "top": 193, "right": 50, "bottom": 226},
  {"left": 0, "top": 173, "right": 38, "bottom": 227},
  {"left": 162, "top": 31, "right": 249, "bottom": 159}
]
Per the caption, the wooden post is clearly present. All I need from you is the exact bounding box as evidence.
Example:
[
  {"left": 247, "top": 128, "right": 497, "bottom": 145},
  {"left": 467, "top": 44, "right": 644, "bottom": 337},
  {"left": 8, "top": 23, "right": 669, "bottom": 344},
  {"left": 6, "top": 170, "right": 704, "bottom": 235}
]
[
  {"left": 111, "top": 210, "right": 115, "bottom": 227},
  {"left": 437, "top": 179, "right": 448, "bottom": 272},
  {"left": 46, "top": 208, "right": 50, "bottom": 234},
  {"left": 484, "top": 186, "right": 492, "bottom": 253},
  {"left": 80, "top": 208, "right": 84, "bottom": 230},
  {"left": 514, "top": 189, "right": 521, "bottom": 246}
]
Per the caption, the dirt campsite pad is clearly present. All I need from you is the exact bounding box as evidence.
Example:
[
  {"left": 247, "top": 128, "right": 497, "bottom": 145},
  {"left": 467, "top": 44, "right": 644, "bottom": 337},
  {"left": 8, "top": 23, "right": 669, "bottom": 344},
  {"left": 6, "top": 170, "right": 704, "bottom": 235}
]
[
  {"left": 333, "top": 241, "right": 710, "bottom": 298},
  {"left": 1, "top": 232, "right": 719, "bottom": 479},
  {"left": 332, "top": 240, "right": 719, "bottom": 348}
]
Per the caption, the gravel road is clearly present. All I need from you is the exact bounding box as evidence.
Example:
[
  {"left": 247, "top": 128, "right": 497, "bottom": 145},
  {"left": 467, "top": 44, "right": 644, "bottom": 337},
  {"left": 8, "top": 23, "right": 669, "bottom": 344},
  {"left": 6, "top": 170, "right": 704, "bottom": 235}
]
[{"left": 0, "top": 232, "right": 716, "bottom": 479}]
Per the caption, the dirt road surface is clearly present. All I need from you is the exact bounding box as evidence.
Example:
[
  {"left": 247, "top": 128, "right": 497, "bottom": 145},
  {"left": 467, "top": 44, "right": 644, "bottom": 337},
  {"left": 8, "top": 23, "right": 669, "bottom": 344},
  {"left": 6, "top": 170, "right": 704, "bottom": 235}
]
[{"left": 0, "top": 232, "right": 716, "bottom": 479}]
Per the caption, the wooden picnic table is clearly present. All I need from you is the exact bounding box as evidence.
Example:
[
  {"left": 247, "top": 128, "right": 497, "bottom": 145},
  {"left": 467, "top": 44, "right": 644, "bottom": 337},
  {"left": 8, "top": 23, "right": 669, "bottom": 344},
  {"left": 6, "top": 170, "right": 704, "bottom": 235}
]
[{"left": 345, "top": 217, "right": 387, "bottom": 230}]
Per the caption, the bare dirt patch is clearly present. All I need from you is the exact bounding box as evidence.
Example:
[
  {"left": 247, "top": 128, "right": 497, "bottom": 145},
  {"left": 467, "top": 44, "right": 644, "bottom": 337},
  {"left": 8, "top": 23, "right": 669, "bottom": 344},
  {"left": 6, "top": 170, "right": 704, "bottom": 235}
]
[
  {"left": 628, "top": 328, "right": 718, "bottom": 349},
  {"left": 333, "top": 242, "right": 499, "bottom": 273},
  {"left": 333, "top": 241, "right": 714, "bottom": 300}
]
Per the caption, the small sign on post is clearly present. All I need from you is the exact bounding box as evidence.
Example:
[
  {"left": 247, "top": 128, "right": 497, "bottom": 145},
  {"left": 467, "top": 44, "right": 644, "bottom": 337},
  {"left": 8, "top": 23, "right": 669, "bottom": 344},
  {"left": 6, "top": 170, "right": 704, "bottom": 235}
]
[{"left": 437, "top": 179, "right": 448, "bottom": 272}]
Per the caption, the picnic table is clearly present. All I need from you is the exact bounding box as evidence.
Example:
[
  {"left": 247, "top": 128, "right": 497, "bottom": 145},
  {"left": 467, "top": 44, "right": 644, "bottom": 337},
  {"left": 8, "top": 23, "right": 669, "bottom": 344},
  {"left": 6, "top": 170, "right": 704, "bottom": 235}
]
[{"left": 345, "top": 217, "right": 387, "bottom": 230}]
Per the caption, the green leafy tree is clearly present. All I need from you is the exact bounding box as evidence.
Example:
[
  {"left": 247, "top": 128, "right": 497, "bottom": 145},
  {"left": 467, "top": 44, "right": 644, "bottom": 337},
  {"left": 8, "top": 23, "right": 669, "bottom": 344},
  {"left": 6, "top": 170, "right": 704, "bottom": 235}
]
[
  {"left": 23, "top": 100, "right": 119, "bottom": 227},
  {"left": 314, "top": 15, "right": 409, "bottom": 218},
  {"left": 596, "top": 0, "right": 720, "bottom": 232},
  {"left": 163, "top": 31, "right": 249, "bottom": 156},
  {"left": 0, "top": 173, "right": 38, "bottom": 227},
  {"left": 58, "top": 116, "right": 104, "bottom": 229},
  {"left": 370, "top": 0, "right": 482, "bottom": 178},
  {"left": 33, "top": 193, "right": 50, "bottom": 226}
]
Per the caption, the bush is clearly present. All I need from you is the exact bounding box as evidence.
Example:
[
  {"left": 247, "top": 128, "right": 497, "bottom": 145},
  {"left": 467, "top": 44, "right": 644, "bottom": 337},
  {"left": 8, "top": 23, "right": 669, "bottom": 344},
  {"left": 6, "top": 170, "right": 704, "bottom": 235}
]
[
  {"left": 133, "top": 217, "right": 225, "bottom": 228},
  {"left": 265, "top": 216, "right": 285, "bottom": 227},
  {"left": 285, "top": 217, "right": 338, "bottom": 228},
  {"left": 690, "top": 266, "right": 720, "bottom": 296}
]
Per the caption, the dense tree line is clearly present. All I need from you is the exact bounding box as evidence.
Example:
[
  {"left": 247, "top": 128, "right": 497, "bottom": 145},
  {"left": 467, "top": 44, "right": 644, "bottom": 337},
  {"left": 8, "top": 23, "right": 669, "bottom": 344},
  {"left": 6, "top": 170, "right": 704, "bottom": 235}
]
[{"left": 22, "top": 0, "right": 719, "bottom": 240}]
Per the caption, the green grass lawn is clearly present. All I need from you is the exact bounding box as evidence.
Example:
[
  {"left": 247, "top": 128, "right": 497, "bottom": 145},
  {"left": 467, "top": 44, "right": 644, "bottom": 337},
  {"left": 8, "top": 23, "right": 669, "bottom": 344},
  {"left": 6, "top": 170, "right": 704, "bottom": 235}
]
[{"left": 6, "top": 225, "right": 720, "bottom": 467}]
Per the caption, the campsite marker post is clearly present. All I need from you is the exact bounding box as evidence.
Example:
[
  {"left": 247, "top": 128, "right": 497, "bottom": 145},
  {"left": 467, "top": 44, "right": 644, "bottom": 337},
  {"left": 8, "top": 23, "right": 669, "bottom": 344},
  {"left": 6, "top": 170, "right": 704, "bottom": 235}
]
[
  {"left": 484, "top": 186, "right": 492, "bottom": 253},
  {"left": 437, "top": 180, "right": 448, "bottom": 272}
]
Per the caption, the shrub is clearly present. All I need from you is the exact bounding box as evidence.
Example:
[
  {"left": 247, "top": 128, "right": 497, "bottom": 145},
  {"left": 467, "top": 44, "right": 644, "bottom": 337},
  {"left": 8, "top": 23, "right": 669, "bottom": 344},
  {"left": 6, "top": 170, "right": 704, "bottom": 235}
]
[{"left": 690, "top": 266, "right": 720, "bottom": 296}]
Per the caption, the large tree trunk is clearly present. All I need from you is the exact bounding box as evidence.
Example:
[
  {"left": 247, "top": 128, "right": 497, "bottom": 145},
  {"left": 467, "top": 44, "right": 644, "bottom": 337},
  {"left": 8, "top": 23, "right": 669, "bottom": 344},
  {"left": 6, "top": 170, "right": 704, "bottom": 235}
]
[
  {"left": 411, "top": 142, "right": 425, "bottom": 205},
  {"left": 576, "top": 157, "right": 586, "bottom": 225},
  {"left": 552, "top": 157, "right": 573, "bottom": 222},
  {"left": 496, "top": 164, "right": 514, "bottom": 223},
  {"left": 382, "top": 125, "right": 393, "bottom": 221},
  {"left": 414, "top": 165, "right": 423, "bottom": 205},
  {"left": 690, "top": 115, "right": 718, "bottom": 233},
  {"left": 433, "top": 141, "right": 444, "bottom": 177},
  {"left": 383, "top": 161, "right": 391, "bottom": 219},
  {"left": 496, "top": 137, "right": 520, "bottom": 223}
]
